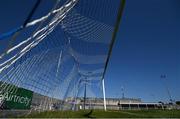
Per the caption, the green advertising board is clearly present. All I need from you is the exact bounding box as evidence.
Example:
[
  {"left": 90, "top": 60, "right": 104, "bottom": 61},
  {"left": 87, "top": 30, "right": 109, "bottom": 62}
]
[{"left": 0, "top": 82, "right": 33, "bottom": 109}]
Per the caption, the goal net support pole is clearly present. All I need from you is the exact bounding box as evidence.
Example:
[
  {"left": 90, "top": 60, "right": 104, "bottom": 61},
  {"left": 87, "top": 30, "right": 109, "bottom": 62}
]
[{"left": 102, "top": 78, "right": 107, "bottom": 111}]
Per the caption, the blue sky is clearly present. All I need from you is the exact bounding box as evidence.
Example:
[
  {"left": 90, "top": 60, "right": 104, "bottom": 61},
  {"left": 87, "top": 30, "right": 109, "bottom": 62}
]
[
  {"left": 105, "top": 0, "right": 180, "bottom": 102},
  {"left": 0, "top": 0, "right": 179, "bottom": 103}
]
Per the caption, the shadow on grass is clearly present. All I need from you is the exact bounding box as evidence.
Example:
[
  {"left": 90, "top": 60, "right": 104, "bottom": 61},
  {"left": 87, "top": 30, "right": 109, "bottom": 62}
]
[{"left": 83, "top": 109, "right": 95, "bottom": 118}]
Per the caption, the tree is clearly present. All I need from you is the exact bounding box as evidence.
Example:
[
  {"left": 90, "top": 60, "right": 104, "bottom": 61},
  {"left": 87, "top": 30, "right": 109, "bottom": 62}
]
[
  {"left": 158, "top": 101, "right": 164, "bottom": 105},
  {"left": 176, "top": 101, "right": 180, "bottom": 105}
]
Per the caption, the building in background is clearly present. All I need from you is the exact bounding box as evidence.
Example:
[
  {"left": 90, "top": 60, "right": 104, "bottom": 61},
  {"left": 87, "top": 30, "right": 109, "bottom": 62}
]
[{"left": 66, "top": 97, "right": 165, "bottom": 110}]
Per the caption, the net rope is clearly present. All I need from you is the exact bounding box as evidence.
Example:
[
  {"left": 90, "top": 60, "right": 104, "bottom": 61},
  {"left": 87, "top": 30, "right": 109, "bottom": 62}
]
[{"left": 0, "top": 0, "right": 122, "bottom": 112}]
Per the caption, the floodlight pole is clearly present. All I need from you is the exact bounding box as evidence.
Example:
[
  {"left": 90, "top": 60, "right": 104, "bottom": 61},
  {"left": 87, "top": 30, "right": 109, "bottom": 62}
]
[
  {"left": 102, "top": 78, "right": 107, "bottom": 111},
  {"left": 160, "top": 75, "right": 173, "bottom": 104},
  {"left": 83, "top": 82, "right": 86, "bottom": 110}
]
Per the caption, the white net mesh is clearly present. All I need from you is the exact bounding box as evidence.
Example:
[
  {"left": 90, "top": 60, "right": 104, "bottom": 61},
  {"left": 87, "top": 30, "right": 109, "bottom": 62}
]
[{"left": 0, "top": 0, "right": 122, "bottom": 113}]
